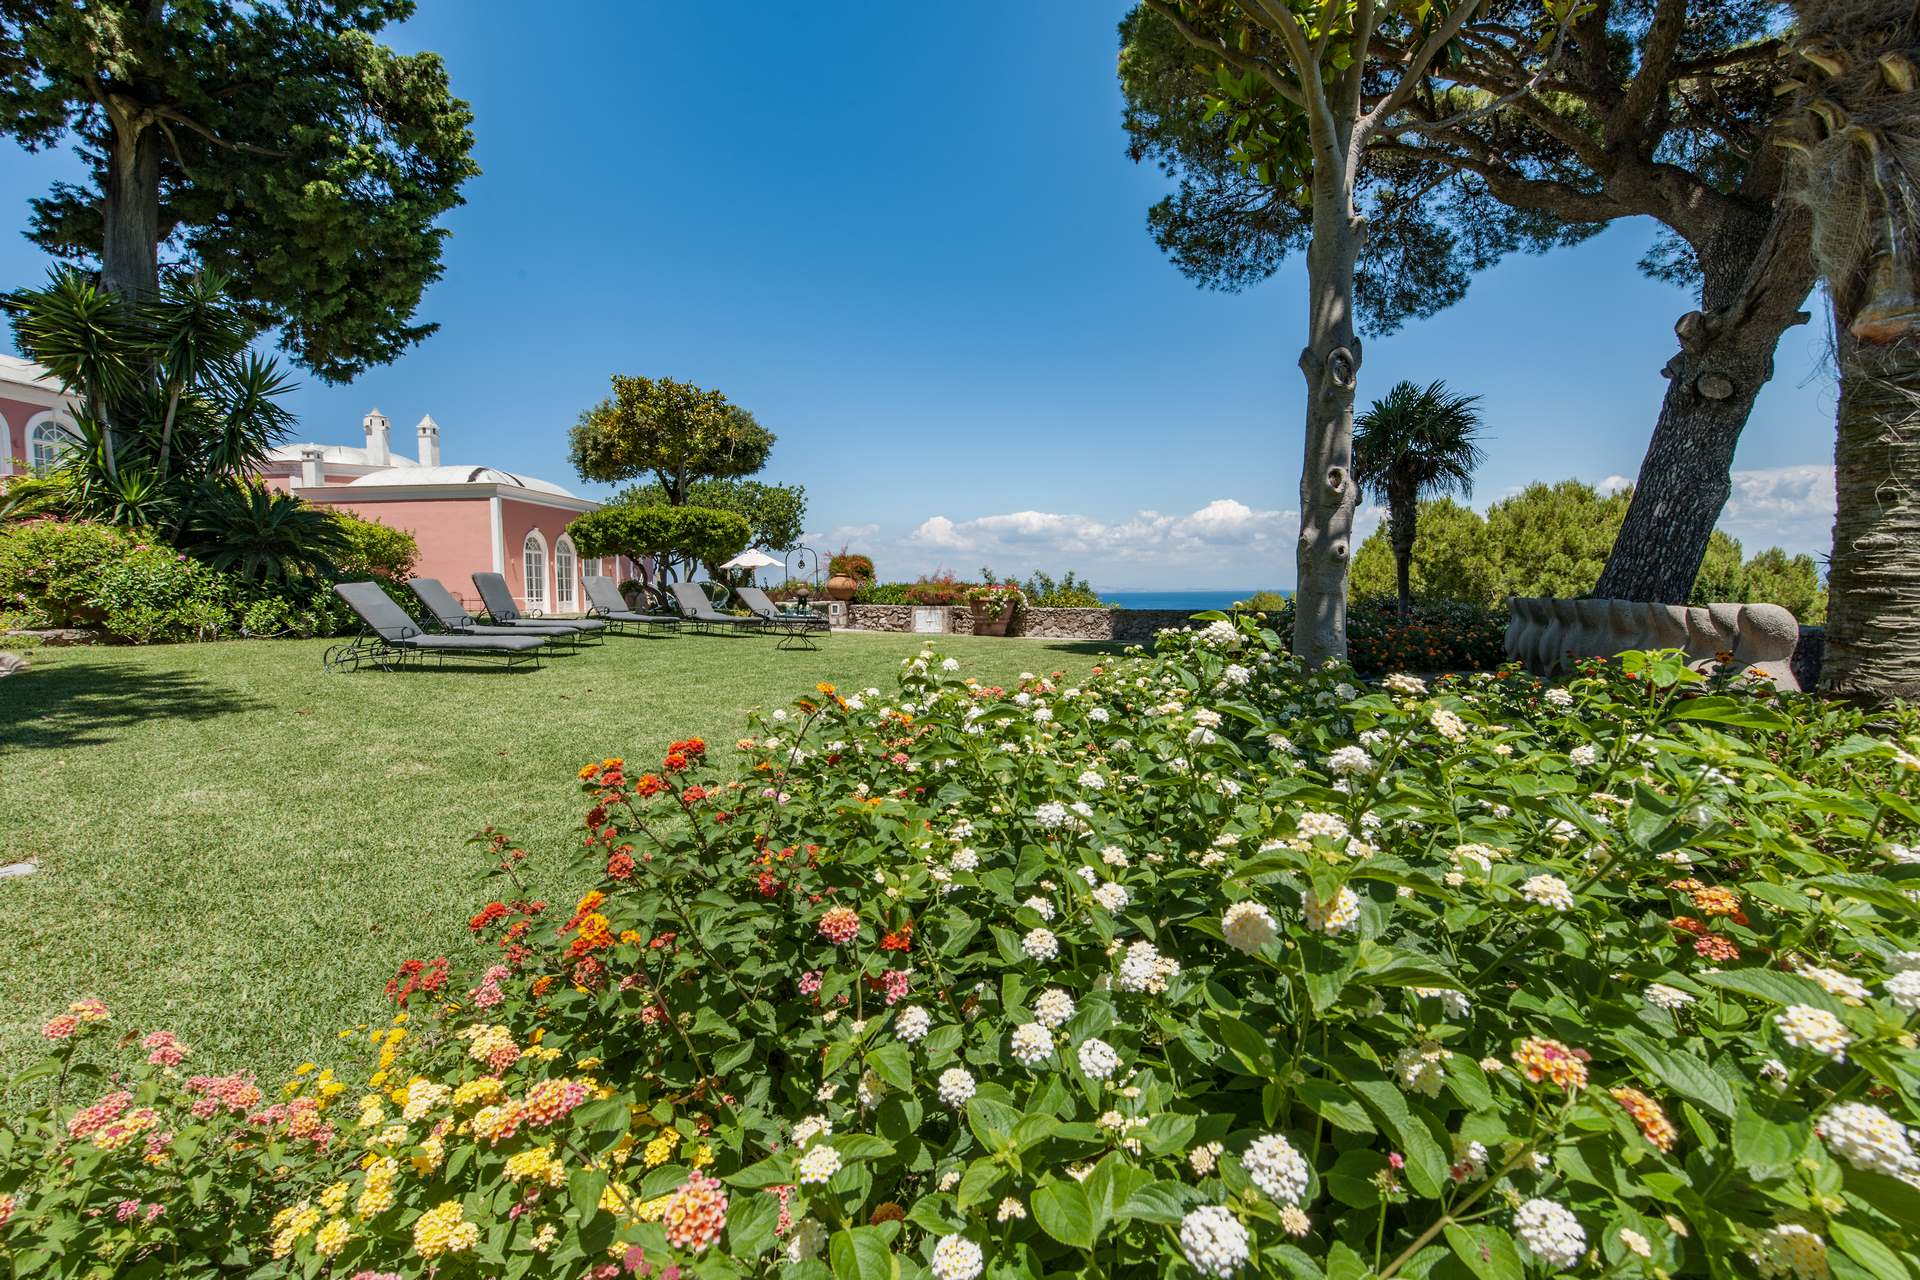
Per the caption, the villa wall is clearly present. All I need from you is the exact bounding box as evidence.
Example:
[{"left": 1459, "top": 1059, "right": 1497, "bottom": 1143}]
[
  {"left": 310, "top": 497, "right": 495, "bottom": 607},
  {"left": 841, "top": 604, "right": 1208, "bottom": 645},
  {"left": 0, "top": 393, "right": 78, "bottom": 477}
]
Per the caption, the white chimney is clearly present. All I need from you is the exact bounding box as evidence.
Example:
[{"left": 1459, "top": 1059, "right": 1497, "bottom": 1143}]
[
  {"left": 298, "top": 446, "right": 324, "bottom": 489},
  {"left": 415, "top": 414, "right": 441, "bottom": 467},
  {"left": 363, "top": 408, "right": 391, "bottom": 467}
]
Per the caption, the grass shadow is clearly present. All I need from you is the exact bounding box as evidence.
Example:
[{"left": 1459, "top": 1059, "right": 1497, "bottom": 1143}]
[{"left": 0, "top": 660, "right": 266, "bottom": 753}]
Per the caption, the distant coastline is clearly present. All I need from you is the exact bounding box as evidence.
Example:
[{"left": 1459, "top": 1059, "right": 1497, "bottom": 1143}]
[{"left": 1101, "top": 589, "right": 1289, "bottom": 611}]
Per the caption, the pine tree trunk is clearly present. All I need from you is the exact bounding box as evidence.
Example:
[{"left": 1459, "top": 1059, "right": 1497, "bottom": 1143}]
[
  {"left": 101, "top": 123, "right": 161, "bottom": 299},
  {"left": 1595, "top": 208, "right": 1814, "bottom": 603},
  {"left": 1293, "top": 186, "right": 1362, "bottom": 666},
  {"left": 1822, "top": 332, "right": 1920, "bottom": 701}
]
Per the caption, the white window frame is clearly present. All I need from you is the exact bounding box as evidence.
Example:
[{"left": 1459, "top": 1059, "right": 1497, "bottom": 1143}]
[
  {"left": 522, "top": 530, "right": 549, "bottom": 611},
  {"left": 554, "top": 534, "right": 578, "bottom": 611},
  {"left": 26, "top": 413, "right": 77, "bottom": 474}
]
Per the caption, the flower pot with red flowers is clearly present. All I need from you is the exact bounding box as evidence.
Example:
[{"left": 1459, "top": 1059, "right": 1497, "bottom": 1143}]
[{"left": 964, "top": 583, "right": 1024, "bottom": 636}]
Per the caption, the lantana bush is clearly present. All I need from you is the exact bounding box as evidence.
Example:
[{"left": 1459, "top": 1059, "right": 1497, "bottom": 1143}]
[{"left": 6, "top": 615, "right": 1920, "bottom": 1280}]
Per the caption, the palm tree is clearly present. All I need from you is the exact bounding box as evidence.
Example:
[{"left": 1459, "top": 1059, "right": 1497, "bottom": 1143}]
[
  {"left": 1353, "top": 380, "right": 1486, "bottom": 615},
  {"left": 1777, "top": 0, "right": 1920, "bottom": 701}
]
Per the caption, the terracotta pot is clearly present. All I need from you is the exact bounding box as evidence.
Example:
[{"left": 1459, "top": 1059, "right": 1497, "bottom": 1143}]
[
  {"left": 969, "top": 600, "right": 1013, "bottom": 637},
  {"left": 824, "top": 573, "right": 859, "bottom": 601}
]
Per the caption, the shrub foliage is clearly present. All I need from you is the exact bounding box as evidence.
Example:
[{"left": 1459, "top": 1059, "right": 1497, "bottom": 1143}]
[{"left": 6, "top": 620, "right": 1920, "bottom": 1280}]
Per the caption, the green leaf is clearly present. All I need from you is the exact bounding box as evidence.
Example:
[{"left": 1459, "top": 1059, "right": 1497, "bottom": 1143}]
[
  {"left": 726, "top": 1190, "right": 780, "bottom": 1259},
  {"left": 832, "top": 1134, "right": 896, "bottom": 1162},
  {"left": 865, "top": 1042, "right": 914, "bottom": 1092},
  {"left": 1297, "top": 1078, "right": 1376, "bottom": 1134},
  {"left": 1119, "top": 1179, "right": 1202, "bottom": 1225},
  {"left": 966, "top": 1097, "right": 1020, "bottom": 1154},
  {"left": 1615, "top": 1032, "right": 1736, "bottom": 1119},
  {"left": 573, "top": 1097, "right": 632, "bottom": 1154},
  {"left": 569, "top": 1167, "right": 609, "bottom": 1225},
  {"left": 1831, "top": 1222, "right": 1912, "bottom": 1280},
  {"left": 955, "top": 1157, "right": 1002, "bottom": 1210},
  {"left": 1348, "top": 1077, "right": 1447, "bottom": 1197},
  {"left": 1445, "top": 1223, "right": 1525, "bottom": 1280},
  {"left": 829, "top": 1226, "right": 898, "bottom": 1280},
  {"left": 1698, "top": 968, "right": 1848, "bottom": 1017},
  {"left": 1032, "top": 1178, "right": 1099, "bottom": 1249},
  {"left": 1732, "top": 1107, "right": 1795, "bottom": 1173},
  {"left": 724, "top": 1151, "right": 795, "bottom": 1189},
  {"left": 1216, "top": 1014, "right": 1275, "bottom": 1076},
  {"left": 1672, "top": 697, "right": 1789, "bottom": 730}
]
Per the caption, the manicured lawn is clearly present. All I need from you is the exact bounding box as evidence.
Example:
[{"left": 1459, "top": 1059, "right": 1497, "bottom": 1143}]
[{"left": 0, "top": 630, "right": 1114, "bottom": 1081}]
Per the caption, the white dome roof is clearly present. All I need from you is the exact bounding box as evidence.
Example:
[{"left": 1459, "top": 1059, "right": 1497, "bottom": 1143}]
[
  {"left": 266, "top": 443, "right": 420, "bottom": 468},
  {"left": 346, "top": 464, "right": 579, "bottom": 498}
]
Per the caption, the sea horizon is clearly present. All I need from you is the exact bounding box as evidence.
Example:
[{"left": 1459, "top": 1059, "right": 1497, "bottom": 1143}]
[{"left": 1101, "top": 588, "right": 1290, "bottom": 610}]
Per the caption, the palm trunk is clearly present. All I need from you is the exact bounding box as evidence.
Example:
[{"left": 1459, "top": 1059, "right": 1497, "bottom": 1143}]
[
  {"left": 1293, "top": 177, "right": 1363, "bottom": 665},
  {"left": 1595, "top": 207, "right": 1815, "bottom": 603},
  {"left": 1388, "top": 484, "right": 1416, "bottom": 615},
  {"left": 1822, "top": 331, "right": 1920, "bottom": 701}
]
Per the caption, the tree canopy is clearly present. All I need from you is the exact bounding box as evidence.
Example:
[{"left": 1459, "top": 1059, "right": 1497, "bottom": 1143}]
[
  {"left": 569, "top": 376, "right": 775, "bottom": 504},
  {"left": 614, "top": 478, "right": 806, "bottom": 555},
  {"left": 1348, "top": 483, "right": 1826, "bottom": 621},
  {"left": 565, "top": 505, "right": 751, "bottom": 579},
  {"left": 1, "top": 1, "right": 478, "bottom": 383}
]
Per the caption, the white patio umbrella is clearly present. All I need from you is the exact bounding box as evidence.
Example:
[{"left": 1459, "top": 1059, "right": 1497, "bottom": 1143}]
[{"left": 720, "top": 548, "right": 782, "bottom": 584}]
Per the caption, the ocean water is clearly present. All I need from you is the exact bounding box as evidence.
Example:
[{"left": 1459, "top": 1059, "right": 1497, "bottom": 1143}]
[{"left": 1102, "top": 589, "right": 1287, "bottom": 611}]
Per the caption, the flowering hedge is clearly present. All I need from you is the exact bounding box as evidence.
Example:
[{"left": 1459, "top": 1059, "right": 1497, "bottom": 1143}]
[{"left": 6, "top": 617, "right": 1920, "bottom": 1280}]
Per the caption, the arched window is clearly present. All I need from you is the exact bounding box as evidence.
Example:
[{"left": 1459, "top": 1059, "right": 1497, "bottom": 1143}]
[
  {"left": 29, "top": 417, "right": 75, "bottom": 474},
  {"left": 522, "top": 531, "right": 548, "bottom": 611},
  {"left": 554, "top": 535, "right": 577, "bottom": 611}
]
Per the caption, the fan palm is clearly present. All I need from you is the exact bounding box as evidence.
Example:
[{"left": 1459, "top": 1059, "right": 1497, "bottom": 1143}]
[
  {"left": 1777, "top": 0, "right": 1920, "bottom": 701},
  {"left": 1353, "top": 380, "right": 1486, "bottom": 615}
]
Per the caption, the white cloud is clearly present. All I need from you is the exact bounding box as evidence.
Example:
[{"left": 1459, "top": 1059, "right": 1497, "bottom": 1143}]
[
  {"left": 1598, "top": 474, "right": 1633, "bottom": 495},
  {"left": 1717, "top": 464, "right": 1833, "bottom": 558}
]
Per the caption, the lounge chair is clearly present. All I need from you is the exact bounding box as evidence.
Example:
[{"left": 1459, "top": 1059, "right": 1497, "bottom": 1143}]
[
  {"left": 668, "top": 580, "right": 766, "bottom": 635},
  {"left": 582, "top": 574, "right": 681, "bottom": 634},
  {"left": 409, "top": 577, "right": 585, "bottom": 651},
  {"left": 737, "top": 585, "right": 829, "bottom": 647},
  {"left": 471, "top": 572, "right": 608, "bottom": 642},
  {"left": 325, "top": 581, "right": 548, "bottom": 672}
]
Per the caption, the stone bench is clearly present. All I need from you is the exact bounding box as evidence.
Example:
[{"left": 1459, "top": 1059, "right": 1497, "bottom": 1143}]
[{"left": 1506, "top": 597, "right": 1800, "bottom": 690}]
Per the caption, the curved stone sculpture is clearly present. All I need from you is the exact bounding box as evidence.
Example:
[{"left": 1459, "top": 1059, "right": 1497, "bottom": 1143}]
[{"left": 1504, "top": 597, "right": 1800, "bottom": 690}]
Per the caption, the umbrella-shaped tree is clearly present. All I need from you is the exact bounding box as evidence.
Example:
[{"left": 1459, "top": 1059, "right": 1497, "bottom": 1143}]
[{"left": 1352, "top": 379, "right": 1485, "bottom": 615}]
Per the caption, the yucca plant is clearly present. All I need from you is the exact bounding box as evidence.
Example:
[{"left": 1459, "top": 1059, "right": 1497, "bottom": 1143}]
[{"left": 4, "top": 268, "right": 295, "bottom": 540}]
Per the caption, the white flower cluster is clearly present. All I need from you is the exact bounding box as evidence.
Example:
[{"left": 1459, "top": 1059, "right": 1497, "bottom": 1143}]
[
  {"left": 1886, "top": 969, "right": 1920, "bottom": 1010},
  {"left": 937, "top": 1067, "right": 976, "bottom": 1108},
  {"left": 1328, "top": 745, "right": 1375, "bottom": 776},
  {"left": 1243, "top": 1133, "right": 1309, "bottom": 1205},
  {"left": 789, "top": 1114, "right": 832, "bottom": 1148},
  {"left": 1514, "top": 1198, "right": 1586, "bottom": 1270},
  {"left": 1382, "top": 673, "right": 1426, "bottom": 696},
  {"left": 1569, "top": 744, "right": 1598, "bottom": 768},
  {"left": 1034, "top": 801, "right": 1069, "bottom": 829},
  {"left": 1431, "top": 708, "right": 1468, "bottom": 742},
  {"left": 1091, "top": 881, "right": 1130, "bottom": 912},
  {"left": 1817, "top": 1102, "right": 1917, "bottom": 1180},
  {"left": 895, "top": 1005, "right": 931, "bottom": 1043},
  {"left": 1117, "top": 939, "right": 1179, "bottom": 993},
  {"left": 1023, "top": 928, "right": 1059, "bottom": 961},
  {"left": 1077, "top": 1037, "right": 1121, "bottom": 1081},
  {"left": 1393, "top": 1040, "right": 1450, "bottom": 1097},
  {"left": 1643, "top": 983, "right": 1695, "bottom": 1011},
  {"left": 1222, "top": 901, "right": 1278, "bottom": 954},
  {"left": 1545, "top": 687, "right": 1574, "bottom": 707},
  {"left": 1521, "top": 874, "right": 1575, "bottom": 911},
  {"left": 795, "top": 1143, "right": 842, "bottom": 1184},
  {"left": 930, "top": 1234, "right": 984, "bottom": 1280},
  {"left": 1009, "top": 1022, "right": 1053, "bottom": 1067},
  {"left": 1797, "top": 965, "right": 1869, "bottom": 1002},
  {"left": 1022, "top": 895, "right": 1055, "bottom": 921},
  {"left": 1776, "top": 1005, "right": 1853, "bottom": 1061},
  {"left": 1296, "top": 811, "right": 1349, "bottom": 842},
  {"left": 1302, "top": 885, "right": 1360, "bottom": 935},
  {"left": 1179, "top": 1206, "right": 1251, "bottom": 1277},
  {"left": 1746, "top": 1224, "right": 1830, "bottom": 1280},
  {"left": 1033, "top": 987, "right": 1075, "bottom": 1027}
]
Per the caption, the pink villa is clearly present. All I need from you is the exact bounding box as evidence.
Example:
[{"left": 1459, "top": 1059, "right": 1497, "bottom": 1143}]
[{"left": 2, "top": 356, "right": 628, "bottom": 614}]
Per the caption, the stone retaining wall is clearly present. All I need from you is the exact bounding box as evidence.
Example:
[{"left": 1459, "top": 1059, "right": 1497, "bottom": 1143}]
[{"left": 839, "top": 604, "right": 1211, "bottom": 645}]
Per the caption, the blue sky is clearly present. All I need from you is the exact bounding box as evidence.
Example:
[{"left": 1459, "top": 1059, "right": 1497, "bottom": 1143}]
[{"left": 0, "top": 2, "right": 1838, "bottom": 589}]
